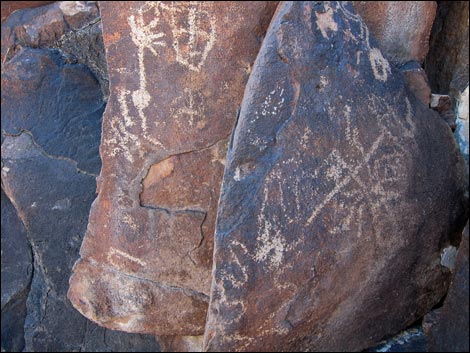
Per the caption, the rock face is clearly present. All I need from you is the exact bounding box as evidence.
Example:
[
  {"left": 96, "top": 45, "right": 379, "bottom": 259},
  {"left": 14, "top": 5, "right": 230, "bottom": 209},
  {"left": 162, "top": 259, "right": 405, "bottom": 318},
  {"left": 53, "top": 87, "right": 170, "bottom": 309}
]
[
  {"left": 424, "top": 222, "right": 469, "bottom": 352},
  {"left": 204, "top": 2, "right": 469, "bottom": 351},
  {"left": 430, "top": 94, "right": 456, "bottom": 131},
  {"left": 353, "top": 1, "right": 436, "bottom": 65},
  {"left": 68, "top": 1, "right": 278, "bottom": 335},
  {"left": 1, "top": 189, "right": 32, "bottom": 352},
  {"left": 1, "top": 3, "right": 162, "bottom": 351},
  {"left": 425, "top": 1, "right": 469, "bottom": 96},
  {"left": 0, "top": 1, "right": 55, "bottom": 23},
  {"left": 1, "top": 48, "right": 104, "bottom": 173},
  {"left": 1, "top": 1, "right": 109, "bottom": 100},
  {"left": 1, "top": 47, "right": 162, "bottom": 353},
  {"left": 400, "top": 61, "right": 432, "bottom": 107}
]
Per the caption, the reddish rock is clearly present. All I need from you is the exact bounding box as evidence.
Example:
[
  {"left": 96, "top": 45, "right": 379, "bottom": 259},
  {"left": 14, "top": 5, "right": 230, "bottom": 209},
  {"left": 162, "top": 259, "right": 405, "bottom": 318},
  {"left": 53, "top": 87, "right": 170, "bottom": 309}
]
[
  {"left": 1, "top": 1, "right": 54, "bottom": 23},
  {"left": 425, "top": 1, "right": 469, "bottom": 96},
  {"left": 424, "top": 222, "right": 469, "bottom": 352},
  {"left": 68, "top": 1, "right": 278, "bottom": 335},
  {"left": 353, "top": 1, "right": 437, "bottom": 65},
  {"left": 204, "top": 2, "right": 468, "bottom": 351},
  {"left": 1, "top": 1, "right": 99, "bottom": 63}
]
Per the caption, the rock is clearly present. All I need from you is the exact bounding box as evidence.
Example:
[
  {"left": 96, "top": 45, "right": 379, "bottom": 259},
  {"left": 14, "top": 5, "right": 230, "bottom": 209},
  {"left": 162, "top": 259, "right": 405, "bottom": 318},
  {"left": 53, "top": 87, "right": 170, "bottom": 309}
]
[
  {"left": 204, "top": 2, "right": 469, "bottom": 351},
  {"left": 425, "top": 1, "right": 469, "bottom": 96},
  {"left": 80, "top": 325, "right": 162, "bottom": 352},
  {"left": 1, "top": 47, "right": 161, "bottom": 352},
  {"left": 1, "top": 48, "right": 104, "bottom": 174},
  {"left": 430, "top": 94, "right": 456, "bottom": 131},
  {"left": 1, "top": 188, "right": 32, "bottom": 352},
  {"left": 158, "top": 336, "right": 204, "bottom": 352},
  {"left": 0, "top": 1, "right": 54, "bottom": 23},
  {"left": 353, "top": 1, "right": 437, "bottom": 65},
  {"left": 67, "top": 1, "right": 278, "bottom": 335},
  {"left": 1, "top": 1, "right": 99, "bottom": 63},
  {"left": 401, "top": 61, "right": 432, "bottom": 107},
  {"left": 424, "top": 222, "right": 469, "bottom": 352},
  {"left": 1, "top": 1, "right": 108, "bottom": 100}
]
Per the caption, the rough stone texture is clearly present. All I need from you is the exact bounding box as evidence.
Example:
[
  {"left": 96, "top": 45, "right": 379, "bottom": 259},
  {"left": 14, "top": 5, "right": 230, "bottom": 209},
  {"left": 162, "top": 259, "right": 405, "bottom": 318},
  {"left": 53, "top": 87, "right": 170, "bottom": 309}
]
[
  {"left": 1, "top": 36, "right": 161, "bottom": 353},
  {"left": 400, "top": 61, "right": 432, "bottom": 107},
  {"left": 1, "top": 48, "right": 104, "bottom": 174},
  {"left": 158, "top": 336, "right": 204, "bottom": 352},
  {"left": 430, "top": 94, "right": 456, "bottom": 131},
  {"left": 2, "top": 1, "right": 99, "bottom": 62},
  {"left": 0, "top": 1, "right": 55, "bottom": 23},
  {"left": 204, "top": 2, "right": 469, "bottom": 351},
  {"left": 68, "top": 1, "right": 278, "bottom": 335},
  {"left": 1, "top": 1, "right": 108, "bottom": 100},
  {"left": 425, "top": 1, "right": 469, "bottom": 96},
  {"left": 424, "top": 221, "right": 469, "bottom": 352},
  {"left": 353, "top": 1, "right": 437, "bottom": 66},
  {"left": 1, "top": 188, "right": 32, "bottom": 352}
]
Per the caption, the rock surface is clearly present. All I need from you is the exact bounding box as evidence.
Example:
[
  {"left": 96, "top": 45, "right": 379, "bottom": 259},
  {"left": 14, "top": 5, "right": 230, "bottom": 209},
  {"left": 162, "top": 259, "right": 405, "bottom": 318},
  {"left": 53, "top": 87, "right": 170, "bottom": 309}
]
[
  {"left": 430, "top": 94, "right": 456, "bottom": 131},
  {"left": 0, "top": 1, "right": 54, "bottom": 23},
  {"left": 425, "top": 1, "right": 469, "bottom": 96},
  {"left": 158, "top": 336, "right": 204, "bottom": 352},
  {"left": 353, "top": 1, "right": 436, "bottom": 65},
  {"left": 1, "top": 189, "right": 32, "bottom": 352},
  {"left": 1, "top": 4, "right": 163, "bottom": 351},
  {"left": 424, "top": 222, "right": 469, "bottom": 352},
  {"left": 204, "top": 2, "right": 469, "bottom": 351},
  {"left": 400, "top": 61, "right": 432, "bottom": 107},
  {"left": 68, "top": 1, "right": 278, "bottom": 335},
  {"left": 1, "top": 1, "right": 109, "bottom": 100}
]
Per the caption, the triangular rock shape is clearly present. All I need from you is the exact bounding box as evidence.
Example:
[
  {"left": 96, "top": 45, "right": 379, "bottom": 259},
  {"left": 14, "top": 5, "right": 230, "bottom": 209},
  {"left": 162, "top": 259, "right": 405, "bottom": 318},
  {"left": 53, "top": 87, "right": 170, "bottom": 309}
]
[{"left": 204, "top": 1, "right": 468, "bottom": 351}]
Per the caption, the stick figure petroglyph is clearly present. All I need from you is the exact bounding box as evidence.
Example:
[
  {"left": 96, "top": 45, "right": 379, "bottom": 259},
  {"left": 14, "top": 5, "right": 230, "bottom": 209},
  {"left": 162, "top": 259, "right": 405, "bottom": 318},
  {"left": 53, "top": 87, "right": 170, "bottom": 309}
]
[
  {"left": 164, "top": 3, "right": 216, "bottom": 72},
  {"left": 108, "top": 2, "right": 217, "bottom": 157}
]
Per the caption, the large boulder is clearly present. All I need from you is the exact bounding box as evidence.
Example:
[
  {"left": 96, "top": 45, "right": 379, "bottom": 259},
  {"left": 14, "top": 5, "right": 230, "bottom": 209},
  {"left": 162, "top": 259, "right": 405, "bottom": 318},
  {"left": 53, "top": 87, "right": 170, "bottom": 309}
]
[
  {"left": 1, "top": 189, "right": 32, "bottom": 352},
  {"left": 67, "top": 1, "right": 278, "bottom": 335},
  {"left": 204, "top": 2, "right": 468, "bottom": 351}
]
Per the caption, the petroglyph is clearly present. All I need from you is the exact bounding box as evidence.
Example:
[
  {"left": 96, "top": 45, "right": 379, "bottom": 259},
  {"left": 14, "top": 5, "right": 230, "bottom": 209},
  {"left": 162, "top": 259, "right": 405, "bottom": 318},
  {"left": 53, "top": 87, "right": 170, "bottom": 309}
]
[
  {"left": 338, "top": 2, "right": 391, "bottom": 82},
  {"left": 306, "top": 92, "right": 415, "bottom": 228},
  {"left": 107, "top": 247, "right": 146, "bottom": 269},
  {"left": 369, "top": 48, "right": 391, "bottom": 82},
  {"left": 163, "top": 2, "right": 216, "bottom": 72},
  {"left": 255, "top": 183, "right": 286, "bottom": 270},
  {"left": 123, "top": 214, "right": 138, "bottom": 231},
  {"left": 315, "top": 3, "right": 338, "bottom": 39},
  {"left": 306, "top": 129, "right": 386, "bottom": 226},
  {"left": 171, "top": 88, "right": 206, "bottom": 128},
  {"left": 112, "top": 1, "right": 218, "bottom": 153}
]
